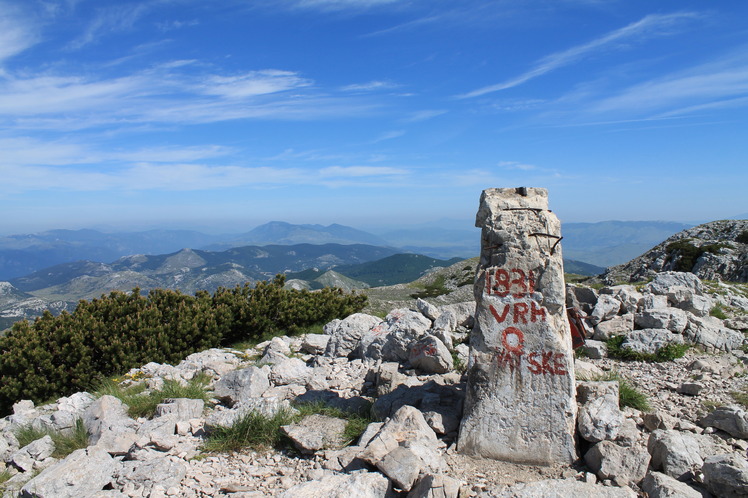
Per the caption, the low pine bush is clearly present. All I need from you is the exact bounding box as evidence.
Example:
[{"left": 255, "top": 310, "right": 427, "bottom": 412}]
[{"left": 0, "top": 276, "right": 366, "bottom": 416}]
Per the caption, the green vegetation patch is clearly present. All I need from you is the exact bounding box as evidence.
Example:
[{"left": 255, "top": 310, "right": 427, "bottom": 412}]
[
  {"left": 14, "top": 418, "right": 89, "bottom": 459},
  {"left": 410, "top": 274, "right": 449, "bottom": 299},
  {"left": 737, "top": 231, "right": 748, "bottom": 244},
  {"left": 95, "top": 372, "right": 212, "bottom": 419},
  {"left": 730, "top": 386, "right": 748, "bottom": 409},
  {"left": 710, "top": 304, "right": 729, "bottom": 320},
  {"left": 606, "top": 335, "right": 689, "bottom": 363},
  {"left": 0, "top": 275, "right": 365, "bottom": 416},
  {"left": 666, "top": 239, "right": 731, "bottom": 272},
  {"left": 202, "top": 407, "right": 296, "bottom": 453},
  {"left": 584, "top": 371, "right": 651, "bottom": 412},
  {"left": 203, "top": 399, "right": 373, "bottom": 454}
]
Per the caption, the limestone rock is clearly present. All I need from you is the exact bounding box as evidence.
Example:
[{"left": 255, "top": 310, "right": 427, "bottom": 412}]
[
  {"left": 484, "top": 478, "right": 637, "bottom": 497},
  {"left": 590, "top": 294, "right": 622, "bottom": 326},
  {"left": 593, "top": 314, "right": 634, "bottom": 341},
  {"left": 578, "top": 392, "right": 623, "bottom": 443},
  {"left": 407, "top": 473, "right": 460, "bottom": 498},
  {"left": 408, "top": 335, "right": 453, "bottom": 374},
  {"left": 324, "top": 313, "right": 383, "bottom": 358},
  {"left": 640, "top": 471, "right": 704, "bottom": 498},
  {"left": 574, "top": 360, "right": 604, "bottom": 380},
  {"left": 584, "top": 440, "right": 650, "bottom": 486},
  {"left": 301, "top": 334, "right": 330, "bottom": 355},
  {"left": 154, "top": 398, "right": 204, "bottom": 420},
  {"left": 359, "top": 309, "right": 432, "bottom": 362},
  {"left": 582, "top": 340, "right": 607, "bottom": 359},
  {"left": 417, "top": 298, "right": 440, "bottom": 321},
  {"left": 621, "top": 329, "right": 684, "bottom": 356},
  {"left": 11, "top": 435, "right": 55, "bottom": 472},
  {"left": 279, "top": 471, "right": 393, "bottom": 498},
  {"left": 635, "top": 309, "right": 689, "bottom": 333},
  {"left": 270, "top": 358, "right": 312, "bottom": 386},
  {"left": 19, "top": 447, "right": 117, "bottom": 498},
  {"left": 82, "top": 395, "right": 137, "bottom": 447},
  {"left": 646, "top": 272, "right": 704, "bottom": 296},
  {"left": 700, "top": 406, "right": 748, "bottom": 439},
  {"left": 213, "top": 367, "right": 270, "bottom": 406},
  {"left": 460, "top": 187, "right": 577, "bottom": 465},
  {"left": 281, "top": 414, "right": 347, "bottom": 454},
  {"left": 684, "top": 315, "right": 744, "bottom": 351},
  {"left": 361, "top": 405, "right": 440, "bottom": 466},
  {"left": 702, "top": 453, "right": 748, "bottom": 498},
  {"left": 647, "top": 429, "right": 703, "bottom": 480}
]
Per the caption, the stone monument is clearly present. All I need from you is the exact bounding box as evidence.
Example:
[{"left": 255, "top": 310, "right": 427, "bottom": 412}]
[{"left": 458, "top": 187, "right": 577, "bottom": 465}]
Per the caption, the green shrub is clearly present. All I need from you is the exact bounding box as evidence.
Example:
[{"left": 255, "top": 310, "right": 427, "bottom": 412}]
[
  {"left": 14, "top": 419, "right": 89, "bottom": 459},
  {"left": 666, "top": 239, "right": 730, "bottom": 272},
  {"left": 606, "top": 335, "right": 689, "bottom": 362},
  {"left": 410, "top": 275, "right": 449, "bottom": 299},
  {"left": 0, "top": 276, "right": 365, "bottom": 416},
  {"left": 737, "top": 231, "right": 748, "bottom": 244},
  {"left": 731, "top": 387, "right": 748, "bottom": 409}
]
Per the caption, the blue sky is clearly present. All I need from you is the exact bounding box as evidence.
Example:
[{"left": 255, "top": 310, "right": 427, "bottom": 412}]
[{"left": 1, "top": 0, "right": 747, "bottom": 235}]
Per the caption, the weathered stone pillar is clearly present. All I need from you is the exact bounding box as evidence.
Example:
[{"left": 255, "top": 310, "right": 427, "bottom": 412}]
[{"left": 458, "top": 187, "right": 576, "bottom": 465}]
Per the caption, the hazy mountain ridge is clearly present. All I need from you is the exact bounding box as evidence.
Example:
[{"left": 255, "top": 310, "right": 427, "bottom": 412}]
[{"left": 0, "top": 220, "right": 693, "bottom": 281}]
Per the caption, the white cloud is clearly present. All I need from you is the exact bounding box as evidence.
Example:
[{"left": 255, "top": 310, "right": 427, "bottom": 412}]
[
  {"left": 200, "top": 70, "right": 312, "bottom": 99},
  {"left": 290, "top": 0, "right": 401, "bottom": 11},
  {"left": 0, "top": 2, "right": 39, "bottom": 65},
  {"left": 67, "top": 3, "right": 149, "bottom": 50},
  {"left": 319, "top": 165, "right": 408, "bottom": 177},
  {"left": 589, "top": 51, "right": 748, "bottom": 115},
  {"left": 340, "top": 80, "right": 397, "bottom": 92},
  {"left": 371, "top": 130, "right": 405, "bottom": 143},
  {"left": 402, "top": 109, "right": 447, "bottom": 122},
  {"left": 458, "top": 12, "right": 701, "bottom": 98},
  {"left": 498, "top": 161, "right": 537, "bottom": 171}
]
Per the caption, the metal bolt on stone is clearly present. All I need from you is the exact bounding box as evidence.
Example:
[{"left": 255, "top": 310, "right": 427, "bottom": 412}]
[{"left": 458, "top": 187, "right": 577, "bottom": 465}]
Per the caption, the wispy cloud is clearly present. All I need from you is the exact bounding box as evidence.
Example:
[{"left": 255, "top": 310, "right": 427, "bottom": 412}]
[
  {"left": 458, "top": 12, "right": 701, "bottom": 98},
  {"left": 498, "top": 161, "right": 538, "bottom": 171},
  {"left": 402, "top": 109, "right": 447, "bottom": 122},
  {"left": 340, "top": 80, "right": 397, "bottom": 92},
  {"left": 0, "top": 2, "right": 39, "bottom": 66},
  {"left": 319, "top": 165, "right": 408, "bottom": 177},
  {"left": 0, "top": 66, "right": 378, "bottom": 130},
  {"left": 67, "top": 3, "right": 150, "bottom": 50},
  {"left": 588, "top": 50, "right": 748, "bottom": 116},
  {"left": 289, "top": 0, "right": 402, "bottom": 11}
]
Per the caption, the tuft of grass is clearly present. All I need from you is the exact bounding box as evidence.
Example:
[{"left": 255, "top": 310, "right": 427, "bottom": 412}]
[
  {"left": 202, "top": 408, "right": 295, "bottom": 453},
  {"left": 95, "top": 372, "right": 212, "bottom": 419},
  {"left": 203, "top": 399, "right": 374, "bottom": 454},
  {"left": 584, "top": 371, "right": 651, "bottom": 412},
  {"left": 0, "top": 469, "right": 11, "bottom": 485},
  {"left": 606, "top": 335, "right": 689, "bottom": 363},
  {"left": 710, "top": 304, "right": 729, "bottom": 320},
  {"left": 730, "top": 387, "right": 748, "bottom": 409},
  {"left": 293, "top": 400, "right": 373, "bottom": 446},
  {"left": 451, "top": 350, "right": 467, "bottom": 374},
  {"left": 14, "top": 419, "right": 89, "bottom": 459}
]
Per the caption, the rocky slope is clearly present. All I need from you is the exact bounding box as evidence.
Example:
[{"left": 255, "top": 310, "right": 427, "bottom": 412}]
[
  {"left": 1, "top": 271, "right": 748, "bottom": 497},
  {"left": 596, "top": 219, "right": 748, "bottom": 284}
]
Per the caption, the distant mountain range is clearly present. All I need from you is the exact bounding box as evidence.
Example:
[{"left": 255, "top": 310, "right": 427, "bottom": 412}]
[{"left": 0, "top": 220, "right": 699, "bottom": 281}]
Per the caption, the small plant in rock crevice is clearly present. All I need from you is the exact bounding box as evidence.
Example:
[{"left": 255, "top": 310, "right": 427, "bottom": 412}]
[
  {"left": 605, "top": 335, "right": 689, "bottom": 363},
  {"left": 13, "top": 418, "right": 90, "bottom": 459},
  {"left": 580, "top": 371, "right": 651, "bottom": 412},
  {"left": 95, "top": 372, "right": 212, "bottom": 419},
  {"left": 202, "top": 399, "right": 374, "bottom": 454}
]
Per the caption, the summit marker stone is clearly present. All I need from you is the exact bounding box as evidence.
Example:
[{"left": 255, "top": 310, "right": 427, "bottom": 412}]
[{"left": 458, "top": 187, "right": 577, "bottom": 465}]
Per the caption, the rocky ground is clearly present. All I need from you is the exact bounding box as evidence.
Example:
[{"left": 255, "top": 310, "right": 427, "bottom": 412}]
[{"left": 1, "top": 271, "right": 748, "bottom": 497}]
